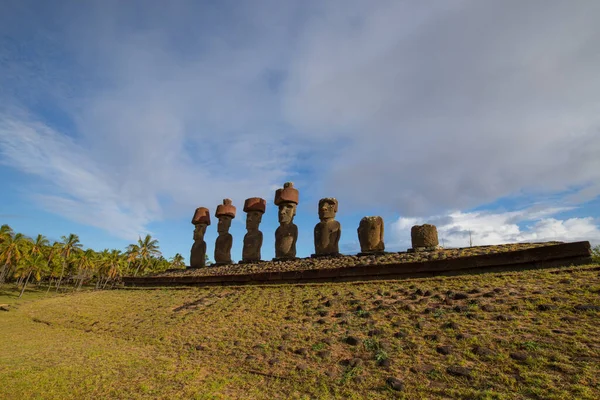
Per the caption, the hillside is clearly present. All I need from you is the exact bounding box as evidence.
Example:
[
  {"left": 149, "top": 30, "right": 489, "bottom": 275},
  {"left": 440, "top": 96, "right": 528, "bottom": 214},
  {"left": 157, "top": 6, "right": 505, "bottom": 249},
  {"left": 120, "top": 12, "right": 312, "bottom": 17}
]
[{"left": 2, "top": 265, "right": 600, "bottom": 399}]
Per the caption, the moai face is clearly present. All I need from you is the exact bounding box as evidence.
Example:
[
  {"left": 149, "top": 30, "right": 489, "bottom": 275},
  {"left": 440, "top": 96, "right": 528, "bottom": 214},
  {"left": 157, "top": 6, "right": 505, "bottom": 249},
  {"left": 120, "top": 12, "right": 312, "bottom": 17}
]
[
  {"left": 358, "top": 216, "right": 385, "bottom": 252},
  {"left": 278, "top": 203, "right": 296, "bottom": 224},
  {"left": 246, "top": 210, "right": 263, "bottom": 230},
  {"left": 217, "top": 215, "right": 232, "bottom": 234},
  {"left": 318, "top": 200, "right": 337, "bottom": 221},
  {"left": 193, "top": 224, "right": 207, "bottom": 241}
]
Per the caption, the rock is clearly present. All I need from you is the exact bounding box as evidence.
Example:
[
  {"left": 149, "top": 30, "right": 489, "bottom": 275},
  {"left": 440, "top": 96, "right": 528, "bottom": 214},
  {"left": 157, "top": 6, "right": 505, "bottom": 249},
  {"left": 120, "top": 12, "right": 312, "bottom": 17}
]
[
  {"left": 453, "top": 293, "right": 469, "bottom": 300},
  {"left": 281, "top": 333, "right": 291, "bottom": 340},
  {"left": 334, "top": 312, "right": 347, "bottom": 318},
  {"left": 572, "top": 356, "right": 596, "bottom": 362},
  {"left": 378, "top": 358, "right": 391, "bottom": 368},
  {"left": 341, "top": 357, "right": 364, "bottom": 368},
  {"left": 294, "top": 348, "right": 308, "bottom": 356},
  {"left": 468, "top": 289, "right": 481, "bottom": 294},
  {"left": 537, "top": 304, "right": 557, "bottom": 311},
  {"left": 276, "top": 345, "right": 288, "bottom": 352},
  {"left": 316, "top": 350, "right": 331, "bottom": 359},
  {"left": 480, "top": 305, "right": 496, "bottom": 312},
  {"left": 245, "top": 355, "right": 257, "bottom": 361},
  {"left": 453, "top": 305, "right": 468, "bottom": 313},
  {"left": 482, "top": 292, "right": 495, "bottom": 298},
  {"left": 195, "top": 345, "right": 206, "bottom": 351},
  {"left": 316, "top": 319, "right": 327, "bottom": 325},
  {"left": 0, "top": 305, "right": 9, "bottom": 312},
  {"left": 317, "top": 310, "right": 328, "bottom": 317},
  {"left": 446, "top": 366, "right": 472, "bottom": 379},
  {"left": 510, "top": 351, "right": 529, "bottom": 361},
  {"left": 345, "top": 336, "right": 360, "bottom": 346},
  {"left": 268, "top": 358, "right": 280, "bottom": 366},
  {"left": 442, "top": 321, "right": 459, "bottom": 330},
  {"left": 386, "top": 377, "right": 404, "bottom": 391},
  {"left": 403, "top": 304, "right": 416, "bottom": 312},
  {"left": 393, "top": 330, "right": 408, "bottom": 339},
  {"left": 456, "top": 333, "right": 471, "bottom": 340},
  {"left": 495, "top": 314, "right": 515, "bottom": 321},
  {"left": 296, "top": 363, "right": 308, "bottom": 371},
  {"left": 368, "top": 329, "right": 384, "bottom": 336},
  {"left": 410, "top": 364, "right": 435, "bottom": 374},
  {"left": 436, "top": 345, "right": 453, "bottom": 355},
  {"left": 472, "top": 346, "right": 494, "bottom": 357},
  {"left": 424, "top": 334, "right": 439, "bottom": 341}
]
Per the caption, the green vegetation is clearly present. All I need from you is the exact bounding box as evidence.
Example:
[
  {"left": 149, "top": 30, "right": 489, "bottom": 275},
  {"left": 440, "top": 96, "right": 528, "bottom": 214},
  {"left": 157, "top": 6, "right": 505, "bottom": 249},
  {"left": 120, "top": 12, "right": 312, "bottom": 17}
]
[
  {"left": 0, "top": 224, "right": 185, "bottom": 295},
  {"left": 1, "top": 264, "right": 599, "bottom": 399},
  {"left": 592, "top": 244, "right": 600, "bottom": 263}
]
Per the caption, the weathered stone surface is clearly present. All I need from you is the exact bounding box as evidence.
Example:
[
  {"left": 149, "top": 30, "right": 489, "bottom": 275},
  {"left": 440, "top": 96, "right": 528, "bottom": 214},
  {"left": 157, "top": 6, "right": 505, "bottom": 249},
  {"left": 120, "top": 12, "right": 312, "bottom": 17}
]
[
  {"left": 274, "top": 183, "right": 299, "bottom": 259},
  {"left": 357, "top": 216, "right": 385, "bottom": 253},
  {"left": 242, "top": 198, "right": 266, "bottom": 263},
  {"left": 410, "top": 224, "right": 439, "bottom": 251},
  {"left": 314, "top": 198, "right": 341, "bottom": 256},
  {"left": 215, "top": 199, "right": 236, "bottom": 265}
]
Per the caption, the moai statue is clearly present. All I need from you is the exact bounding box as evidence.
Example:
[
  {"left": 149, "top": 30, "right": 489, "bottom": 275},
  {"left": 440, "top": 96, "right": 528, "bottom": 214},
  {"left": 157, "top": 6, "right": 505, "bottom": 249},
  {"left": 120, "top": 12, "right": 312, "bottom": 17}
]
[
  {"left": 313, "top": 198, "right": 341, "bottom": 257},
  {"left": 409, "top": 224, "right": 440, "bottom": 252},
  {"left": 274, "top": 182, "right": 299, "bottom": 260},
  {"left": 214, "top": 199, "right": 236, "bottom": 264},
  {"left": 241, "top": 197, "right": 266, "bottom": 263},
  {"left": 190, "top": 207, "right": 210, "bottom": 268},
  {"left": 357, "top": 216, "right": 385, "bottom": 255}
]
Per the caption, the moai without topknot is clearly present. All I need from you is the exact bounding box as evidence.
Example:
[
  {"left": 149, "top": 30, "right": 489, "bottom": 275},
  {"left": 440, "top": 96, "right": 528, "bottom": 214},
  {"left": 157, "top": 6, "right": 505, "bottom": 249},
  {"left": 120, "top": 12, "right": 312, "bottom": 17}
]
[
  {"left": 190, "top": 207, "right": 210, "bottom": 268},
  {"left": 214, "top": 199, "right": 236, "bottom": 264},
  {"left": 409, "top": 224, "right": 440, "bottom": 252},
  {"left": 274, "top": 182, "right": 299, "bottom": 260},
  {"left": 241, "top": 197, "right": 266, "bottom": 263},
  {"left": 357, "top": 216, "right": 385, "bottom": 255},
  {"left": 313, "top": 198, "right": 341, "bottom": 257}
]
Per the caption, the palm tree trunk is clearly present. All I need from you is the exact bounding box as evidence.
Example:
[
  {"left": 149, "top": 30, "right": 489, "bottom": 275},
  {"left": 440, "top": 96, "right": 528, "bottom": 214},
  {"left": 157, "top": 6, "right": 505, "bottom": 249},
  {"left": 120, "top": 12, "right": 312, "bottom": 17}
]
[
  {"left": 56, "top": 260, "right": 66, "bottom": 292},
  {"left": 18, "top": 270, "right": 32, "bottom": 298},
  {"left": 46, "top": 278, "right": 54, "bottom": 294},
  {"left": 0, "top": 261, "right": 9, "bottom": 284}
]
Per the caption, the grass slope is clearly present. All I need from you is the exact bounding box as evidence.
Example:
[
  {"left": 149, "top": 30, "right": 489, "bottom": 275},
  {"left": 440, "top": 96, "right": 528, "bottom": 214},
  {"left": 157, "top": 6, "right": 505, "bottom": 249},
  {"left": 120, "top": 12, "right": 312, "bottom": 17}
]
[{"left": 1, "top": 265, "right": 600, "bottom": 399}]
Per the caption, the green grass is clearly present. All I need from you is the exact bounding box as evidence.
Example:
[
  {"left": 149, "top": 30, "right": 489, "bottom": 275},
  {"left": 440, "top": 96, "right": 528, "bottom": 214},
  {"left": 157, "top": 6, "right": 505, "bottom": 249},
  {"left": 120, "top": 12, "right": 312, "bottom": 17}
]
[{"left": 1, "top": 264, "right": 600, "bottom": 399}]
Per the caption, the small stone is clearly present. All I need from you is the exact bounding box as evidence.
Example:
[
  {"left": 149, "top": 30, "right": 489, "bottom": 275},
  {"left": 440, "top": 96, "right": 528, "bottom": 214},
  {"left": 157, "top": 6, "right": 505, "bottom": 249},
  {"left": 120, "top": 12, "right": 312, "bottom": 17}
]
[
  {"left": 296, "top": 363, "right": 308, "bottom": 371},
  {"left": 410, "top": 364, "right": 435, "bottom": 374},
  {"left": 453, "top": 305, "right": 468, "bottom": 313},
  {"left": 316, "top": 350, "right": 331, "bottom": 359},
  {"left": 245, "top": 355, "right": 257, "bottom": 361},
  {"left": 334, "top": 312, "right": 347, "bottom": 318},
  {"left": 403, "top": 304, "right": 416, "bottom": 312},
  {"left": 378, "top": 359, "right": 391, "bottom": 368},
  {"left": 453, "top": 293, "right": 469, "bottom": 300},
  {"left": 572, "top": 356, "right": 596, "bottom": 362},
  {"left": 195, "top": 345, "right": 206, "bottom": 351},
  {"left": 495, "top": 314, "right": 515, "bottom": 321},
  {"left": 446, "top": 366, "right": 472, "bottom": 378},
  {"left": 456, "top": 333, "right": 471, "bottom": 340},
  {"left": 368, "top": 329, "right": 384, "bottom": 336},
  {"left": 442, "top": 321, "right": 459, "bottom": 330},
  {"left": 510, "top": 351, "right": 529, "bottom": 361},
  {"left": 424, "top": 334, "right": 438, "bottom": 341},
  {"left": 294, "top": 348, "right": 308, "bottom": 356},
  {"left": 276, "top": 345, "right": 287, "bottom": 352},
  {"left": 317, "top": 310, "right": 328, "bottom": 317},
  {"left": 482, "top": 292, "right": 495, "bottom": 298},
  {"left": 472, "top": 346, "right": 494, "bottom": 357},
  {"left": 345, "top": 336, "right": 360, "bottom": 346},
  {"left": 386, "top": 377, "right": 404, "bottom": 391},
  {"left": 316, "top": 318, "right": 327, "bottom": 325},
  {"left": 268, "top": 358, "right": 280, "bottom": 366},
  {"left": 537, "top": 304, "right": 557, "bottom": 311},
  {"left": 436, "top": 345, "right": 453, "bottom": 355},
  {"left": 480, "top": 305, "right": 496, "bottom": 312},
  {"left": 393, "top": 330, "right": 408, "bottom": 339}
]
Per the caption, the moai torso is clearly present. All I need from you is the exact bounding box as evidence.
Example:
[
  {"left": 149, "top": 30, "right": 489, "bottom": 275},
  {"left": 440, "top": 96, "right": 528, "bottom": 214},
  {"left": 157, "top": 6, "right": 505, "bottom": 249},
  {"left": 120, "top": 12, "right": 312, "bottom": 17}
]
[
  {"left": 190, "top": 237, "right": 206, "bottom": 268},
  {"left": 314, "top": 220, "right": 341, "bottom": 255},
  {"left": 275, "top": 223, "right": 298, "bottom": 258},
  {"left": 243, "top": 230, "right": 263, "bottom": 262},
  {"left": 358, "top": 216, "right": 385, "bottom": 253},
  {"left": 214, "top": 232, "right": 233, "bottom": 264}
]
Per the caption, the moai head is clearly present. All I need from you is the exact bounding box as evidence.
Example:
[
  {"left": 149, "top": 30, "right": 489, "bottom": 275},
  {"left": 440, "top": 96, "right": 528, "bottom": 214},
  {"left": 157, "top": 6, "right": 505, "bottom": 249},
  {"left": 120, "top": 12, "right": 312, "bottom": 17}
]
[
  {"left": 193, "top": 224, "right": 208, "bottom": 241},
  {"left": 243, "top": 197, "right": 266, "bottom": 231},
  {"left": 274, "top": 182, "right": 299, "bottom": 225},
  {"left": 191, "top": 207, "right": 211, "bottom": 240},
  {"left": 215, "top": 199, "right": 236, "bottom": 234},
  {"left": 358, "top": 216, "right": 385, "bottom": 252},
  {"left": 318, "top": 198, "right": 338, "bottom": 221}
]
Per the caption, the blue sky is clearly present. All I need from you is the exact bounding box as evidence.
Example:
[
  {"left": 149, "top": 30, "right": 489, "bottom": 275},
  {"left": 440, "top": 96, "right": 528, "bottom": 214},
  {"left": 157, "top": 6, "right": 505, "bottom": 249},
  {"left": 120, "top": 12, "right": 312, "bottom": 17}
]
[{"left": 1, "top": 0, "right": 599, "bottom": 263}]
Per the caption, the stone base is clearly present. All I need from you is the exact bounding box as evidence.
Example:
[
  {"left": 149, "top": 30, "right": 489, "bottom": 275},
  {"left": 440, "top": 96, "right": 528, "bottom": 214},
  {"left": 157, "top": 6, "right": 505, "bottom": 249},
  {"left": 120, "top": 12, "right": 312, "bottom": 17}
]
[
  {"left": 213, "top": 261, "right": 233, "bottom": 266},
  {"left": 357, "top": 251, "right": 388, "bottom": 257},
  {"left": 272, "top": 257, "right": 299, "bottom": 262},
  {"left": 311, "top": 253, "right": 341, "bottom": 258},
  {"left": 407, "top": 246, "right": 442, "bottom": 253},
  {"left": 238, "top": 260, "right": 264, "bottom": 264}
]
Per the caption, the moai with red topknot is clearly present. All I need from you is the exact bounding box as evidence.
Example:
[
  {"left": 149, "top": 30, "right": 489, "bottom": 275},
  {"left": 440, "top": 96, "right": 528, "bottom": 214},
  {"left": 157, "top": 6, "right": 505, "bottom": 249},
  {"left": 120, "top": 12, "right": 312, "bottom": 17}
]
[
  {"left": 241, "top": 197, "right": 266, "bottom": 263},
  {"left": 274, "top": 182, "right": 299, "bottom": 260},
  {"left": 214, "top": 199, "right": 236, "bottom": 265},
  {"left": 313, "top": 198, "right": 341, "bottom": 257},
  {"left": 190, "top": 207, "right": 210, "bottom": 268}
]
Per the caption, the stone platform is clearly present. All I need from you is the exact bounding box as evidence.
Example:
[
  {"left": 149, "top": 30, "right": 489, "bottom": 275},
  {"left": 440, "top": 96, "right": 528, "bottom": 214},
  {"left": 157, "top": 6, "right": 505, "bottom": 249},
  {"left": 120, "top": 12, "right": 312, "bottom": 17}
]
[{"left": 122, "top": 241, "right": 593, "bottom": 287}]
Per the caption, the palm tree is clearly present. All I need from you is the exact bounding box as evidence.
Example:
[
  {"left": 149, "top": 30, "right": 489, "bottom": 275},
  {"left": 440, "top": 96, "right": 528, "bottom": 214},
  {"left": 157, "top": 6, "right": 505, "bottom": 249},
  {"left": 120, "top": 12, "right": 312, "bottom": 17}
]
[
  {"left": 17, "top": 254, "right": 47, "bottom": 298},
  {"left": 31, "top": 234, "right": 50, "bottom": 257},
  {"left": 56, "top": 234, "right": 83, "bottom": 291},
  {"left": 73, "top": 249, "right": 95, "bottom": 290},
  {"left": 0, "top": 224, "right": 13, "bottom": 243},
  {"left": 0, "top": 233, "right": 28, "bottom": 284},
  {"left": 169, "top": 253, "right": 185, "bottom": 269},
  {"left": 135, "top": 234, "right": 161, "bottom": 276},
  {"left": 125, "top": 244, "right": 140, "bottom": 276}
]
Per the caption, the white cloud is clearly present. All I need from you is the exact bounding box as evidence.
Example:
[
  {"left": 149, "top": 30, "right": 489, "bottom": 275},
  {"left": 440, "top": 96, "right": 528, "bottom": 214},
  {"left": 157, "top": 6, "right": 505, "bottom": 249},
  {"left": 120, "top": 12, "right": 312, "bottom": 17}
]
[
  {"left": 1, "top": 1, "right": 599, "bottom": 242},
  {"left": 389, "top": 207, "right": 600, "bottom": 250}
]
